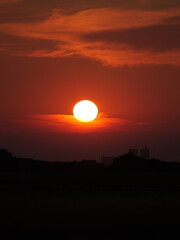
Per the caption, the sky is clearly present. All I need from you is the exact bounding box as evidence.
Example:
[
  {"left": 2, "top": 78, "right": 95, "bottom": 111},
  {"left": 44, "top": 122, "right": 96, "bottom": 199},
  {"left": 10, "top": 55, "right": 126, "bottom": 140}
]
[{"left": 0, "top": 0, "right": 180, "bottom": 162}]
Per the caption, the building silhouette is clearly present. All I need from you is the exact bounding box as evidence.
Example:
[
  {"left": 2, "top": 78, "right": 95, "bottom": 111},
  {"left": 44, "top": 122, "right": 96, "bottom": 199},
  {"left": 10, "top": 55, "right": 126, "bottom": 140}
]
[
  {"left": 128, "top": 149, "right": 139, "bottom": 156},
  {"left": 101, "top": 146, "right": 151, "bottom": 166},
  {"left": 140, "top": 145, "right": 150, "bottom": 159}
]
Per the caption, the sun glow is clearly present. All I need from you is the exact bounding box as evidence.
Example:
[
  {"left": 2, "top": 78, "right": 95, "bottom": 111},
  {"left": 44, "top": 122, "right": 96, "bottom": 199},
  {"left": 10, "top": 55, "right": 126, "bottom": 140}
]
[{"left": 73, "top": 100, "right": 98, "bottom": 122}]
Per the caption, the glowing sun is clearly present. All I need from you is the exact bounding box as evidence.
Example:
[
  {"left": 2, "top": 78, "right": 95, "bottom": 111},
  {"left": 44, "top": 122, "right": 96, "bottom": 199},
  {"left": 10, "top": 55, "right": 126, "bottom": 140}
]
[{"left": 73, "top": 100, "right": 98, "bottom": 122}]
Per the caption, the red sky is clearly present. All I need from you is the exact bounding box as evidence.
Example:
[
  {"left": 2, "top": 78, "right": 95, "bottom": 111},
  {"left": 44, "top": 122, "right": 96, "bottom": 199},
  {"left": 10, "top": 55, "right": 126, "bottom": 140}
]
[{"left": 0, "top": 0, "right": 180, "bottom": 162}]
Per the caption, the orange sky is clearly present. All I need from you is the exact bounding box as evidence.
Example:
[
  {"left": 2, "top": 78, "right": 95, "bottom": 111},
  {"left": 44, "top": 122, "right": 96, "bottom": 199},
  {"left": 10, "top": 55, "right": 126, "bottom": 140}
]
[{"left": 0, "top": 0, "right": 180, "bottom": 162}]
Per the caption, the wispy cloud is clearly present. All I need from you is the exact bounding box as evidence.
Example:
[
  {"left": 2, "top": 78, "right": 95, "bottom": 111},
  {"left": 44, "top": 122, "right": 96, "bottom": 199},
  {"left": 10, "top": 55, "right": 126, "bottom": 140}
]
[
  {"left": 0, "top": 114, "right": 153, "bottom": 134},
  {"left": 0, "top": 8, "right": 180, "bottom": 66},
  {"left": 21, "top": 114, "right": 131, "bottom": 133}
]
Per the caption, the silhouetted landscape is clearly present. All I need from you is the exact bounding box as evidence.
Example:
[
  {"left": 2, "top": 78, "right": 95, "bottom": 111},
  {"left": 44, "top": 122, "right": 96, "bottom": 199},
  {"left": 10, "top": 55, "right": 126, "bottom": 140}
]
[
  {"left": 1, "top": 148, "right": 180, "bottom": 190},
  {"left": 1, "top": 149, "right": 180, "bottom": 238}
]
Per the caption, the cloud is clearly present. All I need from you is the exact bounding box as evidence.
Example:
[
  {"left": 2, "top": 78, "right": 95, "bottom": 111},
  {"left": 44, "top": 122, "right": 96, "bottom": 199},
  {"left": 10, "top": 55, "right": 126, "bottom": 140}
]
[
  {"left": 83, "top": 24, "right": 180, "bottom": 53},
  {"left": 0, "top": 8, "right": 180, "bottom": 66},
  {"left": 0, "top": 114, "right": 152, "bottom": 134},
  {"left": 21, "top": 114, "right": 131, "bottom": 133},
  {"left": 0, "top": 32, "right": 61, "bottom": 55}
]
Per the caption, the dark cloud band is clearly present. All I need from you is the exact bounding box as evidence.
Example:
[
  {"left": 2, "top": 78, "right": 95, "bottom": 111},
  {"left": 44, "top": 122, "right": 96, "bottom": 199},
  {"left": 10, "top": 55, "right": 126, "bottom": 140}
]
[{"left": 82, "top": 22, "right": 180, "bottom": 52}]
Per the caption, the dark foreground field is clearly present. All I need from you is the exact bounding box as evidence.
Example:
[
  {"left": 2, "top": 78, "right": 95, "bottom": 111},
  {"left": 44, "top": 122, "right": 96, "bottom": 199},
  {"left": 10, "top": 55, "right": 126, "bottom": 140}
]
[{"left": 1, "top": 172, "right": 180, "bottom": 239}]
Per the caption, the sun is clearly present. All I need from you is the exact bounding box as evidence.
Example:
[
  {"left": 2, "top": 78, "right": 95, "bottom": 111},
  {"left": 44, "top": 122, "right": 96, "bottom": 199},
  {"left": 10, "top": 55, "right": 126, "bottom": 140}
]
[{"left": 73, "top": 100, "right": 98, "bottom": 122}]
